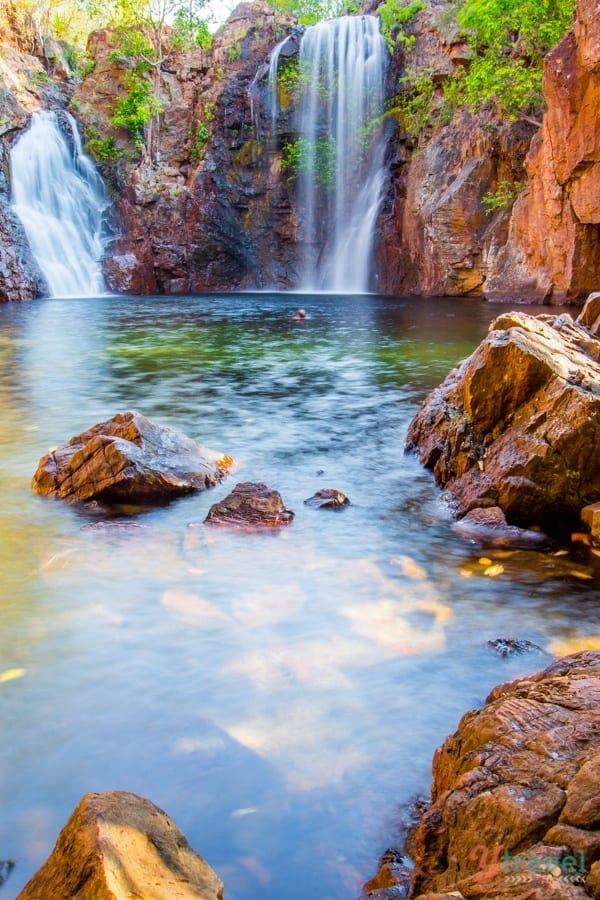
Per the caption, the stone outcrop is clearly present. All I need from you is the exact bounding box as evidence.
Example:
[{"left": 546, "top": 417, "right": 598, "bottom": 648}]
[
  {"left": 405, "top": 650, "right": 600, "bottom": 899},
  {"left": 204, "top": 481, "right": 294, "bottom": 527},
  {"left": 406, "top": 297, "right": 600, "bottom": 537},
  {"left": 32, "top": 410, "right": 233, "bottom": 506},
  {"left": 17, "top": 791, "right": 223, "bottom": 899},
  {"left": 485, "top": 0, "right": 600, "bottom": 303}
]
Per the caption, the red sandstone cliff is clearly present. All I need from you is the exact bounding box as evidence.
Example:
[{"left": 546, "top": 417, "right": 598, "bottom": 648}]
[{"left": 377, "top": 0, "right": 600, "bottom": 303}]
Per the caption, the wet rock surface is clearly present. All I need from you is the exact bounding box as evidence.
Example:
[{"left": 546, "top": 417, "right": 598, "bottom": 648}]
[
  {"left": 304, "top": 488, "right": 350, "bottom": 509},
  {"left": 370, "top": 651, "right": 600, "bottom": 900},
  {"left": 406, "top": 298, "right": 600, "bottom": 537},
  {"left": 17, "top": 791, "right": 223, "bottom": 900},
  {"left": 32, "top": 410, "right": 232, "bottom": 506},
  {"left": 204, "top": 481, "right": 294, "bottom": 528}
]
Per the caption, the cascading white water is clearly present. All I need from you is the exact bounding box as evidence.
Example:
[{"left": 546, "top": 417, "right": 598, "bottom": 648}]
[
  {"left": 268, "top": 34, "right": 292, "bottom": 133},
  {"left": 10, "top": 110, "right": 108, "bottom": 298},
  {"left": 293, "top": 16, "right": 388, "bottom": 292}
]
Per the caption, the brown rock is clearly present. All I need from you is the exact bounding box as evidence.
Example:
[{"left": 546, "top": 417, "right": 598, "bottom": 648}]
[
  {"left": 406, "top": 310, "right": 600, "bottom": 535},
  {"left": 204, "top": 481, "right": 294, "bottom": 528},
  {"left": 304, "top": 488, "right": 350, "bottom": 509},
  {"left": 581, "top": 502, "right": 600, "bottom": 539},
  {"left": 17, "top": 791, "right": 223, "bottom": 899},
  {"left": 588, "top": 861, "right": 600, "bottom": 897},
  {"left": 408, "top": 651, "right": 600, "bottom": 898},
  {"left": 560, "top": 754, "right": 600, "bottom": 828},
  {"left": 32, "top": 410, "right": 233, "bottom": 505},
  {"left": 577, "top": 293, "right": 600, "bottom": 336}
]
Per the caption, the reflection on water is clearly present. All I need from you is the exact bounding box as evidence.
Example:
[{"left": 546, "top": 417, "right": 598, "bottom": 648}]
[{"left": 0, "top": 294, "right": 598, "bottom": 898}]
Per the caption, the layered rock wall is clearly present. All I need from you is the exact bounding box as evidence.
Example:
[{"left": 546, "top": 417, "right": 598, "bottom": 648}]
[
  {"left": 75, "top": 3, "right": 298, "bottom": 294},
  {"left": 376, "top": 0, "right": 600, "bottom": 303}
]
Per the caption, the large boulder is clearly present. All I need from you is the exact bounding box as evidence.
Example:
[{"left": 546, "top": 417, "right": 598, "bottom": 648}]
[
  {"left": 404, "top": 651, "right": 600, "bottom": 899},
  {"left": 17, "top": 791, "right": 223, "bottom": 899},
  {"left": 406, "top": 299, "right": 600, "bottom": 536},
  {"left": 32, "top": 410, "right": 233, "bottom": 505},
  {"left": 204, "top": 481, "right": 294, "bottom": 528}
]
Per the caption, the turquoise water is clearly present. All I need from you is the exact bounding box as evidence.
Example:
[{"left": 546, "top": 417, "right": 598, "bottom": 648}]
[{"left": 0, "top": 293, "right": 598, "bottom": 898}]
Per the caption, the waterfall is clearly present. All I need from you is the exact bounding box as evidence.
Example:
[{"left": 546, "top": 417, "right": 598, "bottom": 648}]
[
  {"left": 292, "top": 16, "right": 388, "bottom": 292},
  {"left": 10, "top": 110, "right": 108, "bottom": 298}
]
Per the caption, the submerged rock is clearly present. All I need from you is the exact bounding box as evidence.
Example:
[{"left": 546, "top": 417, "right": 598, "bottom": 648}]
[
  {"left": 32, "top": 410, "right": 233, "bottom": 506},
  {"left": 406, "top": 650, "right": 600, "bottom": 899},
  {"left": 451, "top": 506, "right": 550, "bottom": 549},
  {"left": 204, "top": 481, "right": 294, "bottom": 528},
  {"left": 304, "top": 488, "right": 350, "bottom": 509},
  {"left": 17, "top": 791, "right": 223, "bottom": 899},
  {"left": 487, "top": 638, "right": 548, "bottom": 657},
  {"left": 406, "top": 299, "right": 600, "bottom": 537}
]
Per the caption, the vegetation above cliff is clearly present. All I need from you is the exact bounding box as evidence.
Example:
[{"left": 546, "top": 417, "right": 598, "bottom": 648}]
[{"left": 383, "top": 0, "right": 576, "bottom": 140}]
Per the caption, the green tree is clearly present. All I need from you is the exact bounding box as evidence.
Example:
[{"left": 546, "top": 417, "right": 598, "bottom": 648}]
[
  {"left": 454, "top": 0, "right": 576, "bottom": 119},
  {"left": 264, "top": 0, "right": 353, "bottom": 26},
  {"left": 88, "top": 0, "right": 210, "bottom": 160}
]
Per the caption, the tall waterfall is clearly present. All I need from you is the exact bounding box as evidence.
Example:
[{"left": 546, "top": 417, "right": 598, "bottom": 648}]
[
  {"left": 10, "top": 111, "right": 108, "bottom": 298},
  {"left": 293, "top": 16, "right": 388, "bottom": 292}
]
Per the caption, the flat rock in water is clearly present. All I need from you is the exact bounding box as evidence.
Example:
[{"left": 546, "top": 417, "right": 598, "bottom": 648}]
[
  {"left": 304, "top": 488, "right": 350, "bottom": 509},
  {"left": 407, "top": 650, "right": 600, "bottom": 899},
  {"left": 31, "top": 410, "right": 233, "bottom": 506},
  {"left": 452, "top": 506, "right": 550, "bottom": 549},
  {"left": 406, "top": 298, "right": 600, "bottom": 536},
  {"left": 204, "top": 481, "right": 294, "bottom": 528},
  {"left": 17, "top": 791, "right": 223, "bottom": 899}
]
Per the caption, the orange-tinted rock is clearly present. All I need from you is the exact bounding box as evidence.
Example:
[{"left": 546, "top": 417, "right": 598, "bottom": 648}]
[
  {"left": 32, "top": 410, "right": 232, "bottom": 505},
  {"left": 406, "top": 306, "right": 600, "bottom": 535},
  {"left": 407, "top": 651, "right": 600, "bottom": 899},
  {"left": 17, "top": 791, "right": 223, "bottom": 899},
  {"left": 485, "top": 0, "right": 600, "bottom": 302},
  {"left": 205, "top": 481, "right": 294, "bottom": 528}
]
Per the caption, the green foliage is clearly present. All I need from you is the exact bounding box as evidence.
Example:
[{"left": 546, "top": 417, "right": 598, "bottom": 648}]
[
  {"left": 387, "top": 68, "right": 436, "bottom": 139},
  {"left": 86, "top": 134, "right": 121, "bottom": 161},
  {"left": 227, "top": 43, "right": 242, "bottom": 62},
  {"left": 453, "top": 0, "right": 576, "bottom": 118},
  {"left": 111, "top": 71, "right": 162, "bottom": 148},
  {"left": 189, "top": 120, "right": 209, "bottom": 163},
  {"left": 482, "top": 179, "right": 524, "bottom": 213},
  {"left": 282, "top": 135, "right": 336, "bottom": 188},
  {"left": 171, "top": 6, "right": 212, "bottom": 49},
  {"left": 378, "top": 0, "right": 426, "bottom": 54},
  {"left": 264, "top": 0, "right": 352, "bottom": 25}
]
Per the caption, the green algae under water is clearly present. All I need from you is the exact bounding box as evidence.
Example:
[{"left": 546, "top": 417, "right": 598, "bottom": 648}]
[{"left": 0, "top": 293, "right": 598, "bottom": 899}]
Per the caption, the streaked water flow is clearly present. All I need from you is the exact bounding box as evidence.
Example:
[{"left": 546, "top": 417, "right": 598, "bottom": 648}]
[
  {"left": 10, "top": 110, "right": 107, "bottom": 298},
  {"left": 0, "top": 293, "right": 597, "bottom": 899}
]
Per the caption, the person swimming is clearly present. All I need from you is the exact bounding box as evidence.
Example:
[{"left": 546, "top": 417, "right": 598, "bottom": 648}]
[{"left": 294, "top": 308, "right": 307, "bottom": 320}]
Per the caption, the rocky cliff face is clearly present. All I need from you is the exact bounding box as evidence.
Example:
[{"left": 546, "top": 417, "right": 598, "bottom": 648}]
[
  {"left": 484, "top": 0, "right": 600, "bottom": 303},
  {"left": 377, "top": 0, "right": 600, "bottom": 303},
  {"left": 75, "top": 3, "right": 298, "bottom": 294}
]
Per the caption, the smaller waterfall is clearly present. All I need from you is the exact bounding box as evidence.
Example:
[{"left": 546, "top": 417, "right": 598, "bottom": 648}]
[
  {"left": 268, "top": 34, "right": 292, "bottom": 132},
  {"left": 10, "top": 111, "right": 108, "bottom": 298}
]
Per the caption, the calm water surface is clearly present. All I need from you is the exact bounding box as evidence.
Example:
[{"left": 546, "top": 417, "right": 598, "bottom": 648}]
[{"left": 1, "top": 293, "right": 598, "bottom": 898}]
